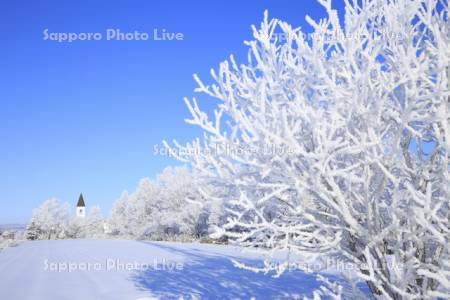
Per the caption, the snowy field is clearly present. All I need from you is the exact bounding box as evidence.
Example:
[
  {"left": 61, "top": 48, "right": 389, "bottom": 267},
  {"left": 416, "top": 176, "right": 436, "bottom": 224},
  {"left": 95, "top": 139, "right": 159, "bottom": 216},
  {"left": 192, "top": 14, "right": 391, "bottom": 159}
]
[{"left": 0, "top": 239, "right": 369, "bottom": 299}]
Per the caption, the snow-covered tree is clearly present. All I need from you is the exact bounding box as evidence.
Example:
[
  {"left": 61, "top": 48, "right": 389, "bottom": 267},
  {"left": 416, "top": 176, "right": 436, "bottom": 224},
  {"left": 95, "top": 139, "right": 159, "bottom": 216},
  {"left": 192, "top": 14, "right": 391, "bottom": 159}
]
[
  {"left": 26, "top": 198, "right": 70, "bottom": 240},
  {"left": 107, "top": 191, "right": 130, "bottom": 236},
  {"left": 85, "top": 206, "right": 104, "bottom": 238},
  {"left": 155, "top": 167, "right": 205, "bottom": 238},
  {"left": 166, "top": 0, "right": 450, "bottom": 298},
  {"left": 65, "top": 217, "right": 86, "bottom": 239},
  {"left": 129, "top": 178, "right": 160, "bottom": 238},
  {"left": 64, "top": 206, "right": 104, "bottom": 239},
  {"left": 25, "top": 222, "right": 41, "bottom": 240},
  {"left": 107, "top": 166, "right": 211, "bottom": 240}
]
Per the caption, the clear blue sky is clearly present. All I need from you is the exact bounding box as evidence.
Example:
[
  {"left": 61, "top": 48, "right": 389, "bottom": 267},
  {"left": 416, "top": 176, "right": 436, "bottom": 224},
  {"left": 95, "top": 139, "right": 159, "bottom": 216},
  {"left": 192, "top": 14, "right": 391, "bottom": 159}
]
[{"left": 0, "top": 0, "right": 345, "bottom": 223}]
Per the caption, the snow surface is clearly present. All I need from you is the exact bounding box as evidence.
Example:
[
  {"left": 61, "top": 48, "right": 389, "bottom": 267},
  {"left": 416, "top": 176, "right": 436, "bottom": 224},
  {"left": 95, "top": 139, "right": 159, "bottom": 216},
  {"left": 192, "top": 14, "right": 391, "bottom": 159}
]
[{"left": 0, "top": 239, "right": 366, "bottom": 299}]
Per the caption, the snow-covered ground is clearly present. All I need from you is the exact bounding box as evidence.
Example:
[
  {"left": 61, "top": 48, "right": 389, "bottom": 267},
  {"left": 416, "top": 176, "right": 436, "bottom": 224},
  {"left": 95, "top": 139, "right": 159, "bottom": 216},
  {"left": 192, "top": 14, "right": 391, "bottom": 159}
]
[{"left": 0, "top": 239, "right": 368, "bottom": 299}]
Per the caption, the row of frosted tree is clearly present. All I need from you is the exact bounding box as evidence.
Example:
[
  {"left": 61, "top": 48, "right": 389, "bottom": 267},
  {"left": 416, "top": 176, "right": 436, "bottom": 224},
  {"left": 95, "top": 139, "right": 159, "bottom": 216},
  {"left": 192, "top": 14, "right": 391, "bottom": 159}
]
[
  {"left": 107, "top": 166, "right": 225, "bottom": 241},
  {"left": 26, "top": 200, "right": 104, "bottom": 240},
  {"left": 26, "top": 166, "right": 225, "bottom": 242}
]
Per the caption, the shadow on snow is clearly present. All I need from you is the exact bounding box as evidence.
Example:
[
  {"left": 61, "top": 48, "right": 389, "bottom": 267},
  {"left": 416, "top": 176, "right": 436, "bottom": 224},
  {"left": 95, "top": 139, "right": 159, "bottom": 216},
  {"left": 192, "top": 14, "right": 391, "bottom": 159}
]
[{"left": 130, "top": 241, "right": 339, "bottom": 299}]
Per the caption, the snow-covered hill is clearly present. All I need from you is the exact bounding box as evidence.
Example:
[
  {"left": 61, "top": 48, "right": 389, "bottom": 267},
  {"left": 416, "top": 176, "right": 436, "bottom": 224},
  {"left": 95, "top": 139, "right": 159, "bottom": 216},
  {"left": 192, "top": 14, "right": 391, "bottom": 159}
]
[
  {"left": 0, "top": 223, "right": 26, "bottom": 231},
  {"left": 0, "top": 239, "right": 368, "bottom": 299}
]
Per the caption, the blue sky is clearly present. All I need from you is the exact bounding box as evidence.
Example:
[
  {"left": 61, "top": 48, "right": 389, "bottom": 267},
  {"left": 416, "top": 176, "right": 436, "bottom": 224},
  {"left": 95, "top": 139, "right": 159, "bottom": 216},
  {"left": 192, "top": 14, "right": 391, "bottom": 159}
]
[{"left": 0, "top": 0, "right": 345, "bottom": 223}]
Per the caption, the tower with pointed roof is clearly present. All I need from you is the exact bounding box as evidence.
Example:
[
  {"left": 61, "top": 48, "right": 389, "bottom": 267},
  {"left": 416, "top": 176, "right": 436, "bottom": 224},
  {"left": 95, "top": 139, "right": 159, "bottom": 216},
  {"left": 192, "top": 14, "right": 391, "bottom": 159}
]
[{"left": 76, "top": 193, "right": 86, "bottom": 218}]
